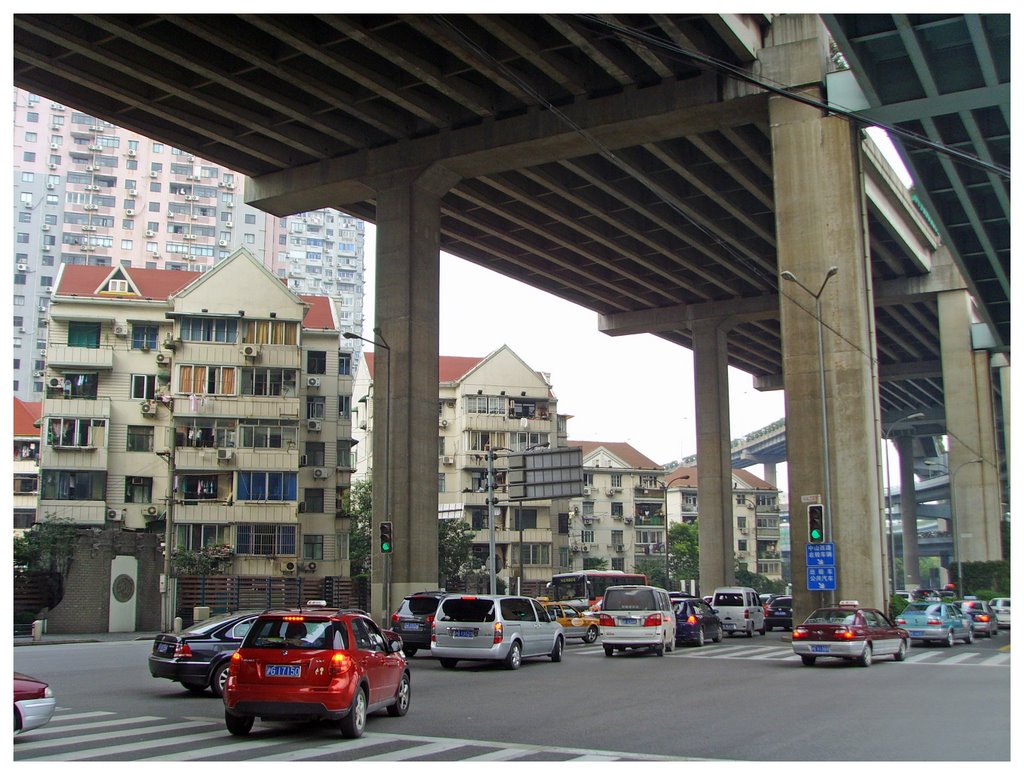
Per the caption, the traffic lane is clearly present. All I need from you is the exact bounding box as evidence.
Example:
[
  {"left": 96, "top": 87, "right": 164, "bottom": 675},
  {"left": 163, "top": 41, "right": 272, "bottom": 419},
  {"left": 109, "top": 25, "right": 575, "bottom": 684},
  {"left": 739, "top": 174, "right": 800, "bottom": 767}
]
[{"left": 381, "top": 638, "right": 1009, "bottom": 760}]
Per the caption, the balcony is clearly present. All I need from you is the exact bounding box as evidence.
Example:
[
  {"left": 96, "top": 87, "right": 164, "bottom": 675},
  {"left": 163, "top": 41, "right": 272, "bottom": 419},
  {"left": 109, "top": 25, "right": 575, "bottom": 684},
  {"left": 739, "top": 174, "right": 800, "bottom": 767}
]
[
  {"left": 634, "top": 516, "right": 664, "bottom": 527},
  {"left": 176, "top": 341, "right": 301, "bottom": 369},
  {"left": 42, "top": 396, "right": 111, "bottom": 419},
  {"left": 174, "top": 447, "right": 299, "bottom": 471},
  {"left": 45, "top": 344, "right": 114, "bottom": 370},
  {"left": 36, "top": 501, "right": 106, "bottom": 525},
  {"left": 173, "top": 501, "right": 238, "bottom": 523},
  {"left": 172, "top": 395, "right": 300, "bottom": 420}
]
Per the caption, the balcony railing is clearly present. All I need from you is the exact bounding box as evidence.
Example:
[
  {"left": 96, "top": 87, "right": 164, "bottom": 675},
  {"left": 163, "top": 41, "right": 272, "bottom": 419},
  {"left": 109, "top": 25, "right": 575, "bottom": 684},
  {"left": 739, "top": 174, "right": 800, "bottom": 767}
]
[{"left": 46, "top": 344, "right": 115, "bottom": 370}]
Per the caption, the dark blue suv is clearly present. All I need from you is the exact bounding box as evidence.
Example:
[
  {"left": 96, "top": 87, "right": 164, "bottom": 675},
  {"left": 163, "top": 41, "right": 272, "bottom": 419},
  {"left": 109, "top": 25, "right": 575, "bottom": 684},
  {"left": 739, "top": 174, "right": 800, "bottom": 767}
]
[
  {"left": 764, "top": 595, "right": 793, "bottom": 631},
  {"left": 673, "top": 597, "right": 723, "bottom": 647}
]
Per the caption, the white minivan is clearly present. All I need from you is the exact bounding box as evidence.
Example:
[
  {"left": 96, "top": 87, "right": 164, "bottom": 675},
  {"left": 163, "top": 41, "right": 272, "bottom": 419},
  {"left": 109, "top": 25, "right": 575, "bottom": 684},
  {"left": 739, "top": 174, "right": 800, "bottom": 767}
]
[
  {"left": 597, "top": 585, "right": 676, "bottom": 656},
  {"left": 711, "top": 586, "right": 766, "bottom": 637}
]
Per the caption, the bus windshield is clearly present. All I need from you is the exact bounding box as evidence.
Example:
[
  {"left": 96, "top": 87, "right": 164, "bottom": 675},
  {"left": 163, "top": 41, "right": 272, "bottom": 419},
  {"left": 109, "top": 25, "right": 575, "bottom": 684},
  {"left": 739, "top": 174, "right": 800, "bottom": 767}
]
[{"left": 548, "top": 571, "right": 647, "bottom": 609}]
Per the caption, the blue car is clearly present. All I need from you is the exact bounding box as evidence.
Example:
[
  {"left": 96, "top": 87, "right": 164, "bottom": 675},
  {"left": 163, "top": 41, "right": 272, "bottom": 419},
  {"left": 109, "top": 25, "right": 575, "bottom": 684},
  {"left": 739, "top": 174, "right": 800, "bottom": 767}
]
[
  {"left": 895, "top": 601, "right": 973, "bottom": 647},
  {"left": 674, "top": 597, "right": 723, "bottom": 647}
]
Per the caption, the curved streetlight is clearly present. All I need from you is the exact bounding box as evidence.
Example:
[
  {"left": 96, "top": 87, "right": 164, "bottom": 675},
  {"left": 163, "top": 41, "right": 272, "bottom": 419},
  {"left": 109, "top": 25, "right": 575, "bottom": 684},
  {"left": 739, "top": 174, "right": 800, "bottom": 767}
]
[
  {"left": 780, "top": 267, "right": 838, "bottom": 601},
  {"left": 660, "top": 475, "right": 691, "bottom": 591},
  {"left": 882, "top": 412, "right": 924, "bottom": 593},
  {"left": 343, "top": 328, "right": 391, "bottom": 620},
  {"left": 924, "top": 457, "right": 983, "bottom": 594}
]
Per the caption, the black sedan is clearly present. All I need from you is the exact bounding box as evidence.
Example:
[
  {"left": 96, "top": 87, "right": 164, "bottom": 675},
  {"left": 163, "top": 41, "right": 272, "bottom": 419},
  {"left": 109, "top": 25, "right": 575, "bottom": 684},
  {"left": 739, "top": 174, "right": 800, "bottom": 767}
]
[
  {"left": 149, "top": 610, "right": 260, "bottom": 697},
  {"left": 674, "top": 597, "right": 723, "bottom": 647},
  {"left": 764, "top": 595, "right": 793, "bottom": 631}
]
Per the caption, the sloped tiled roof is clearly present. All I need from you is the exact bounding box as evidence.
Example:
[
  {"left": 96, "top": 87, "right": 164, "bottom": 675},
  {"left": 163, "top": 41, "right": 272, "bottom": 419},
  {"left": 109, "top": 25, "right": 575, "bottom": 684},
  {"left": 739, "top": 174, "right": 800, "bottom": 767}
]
[
  {"left": 54, "top": 265, "right": 199, "bottom": 300},
  {"left": 571, "top": 440, "right": 662, "bottom": 471},
  {"left": 364, "top": 353, "right": 484, "bottom": 382},
  {"left": 297, "top": 295, "right": 336, "bottom": 330},
  {"left": 660, "top": 464, "right": 775, "bottom": 490},
  {"left": 13, "top": 398, "right": 42, "bottom": 437}
]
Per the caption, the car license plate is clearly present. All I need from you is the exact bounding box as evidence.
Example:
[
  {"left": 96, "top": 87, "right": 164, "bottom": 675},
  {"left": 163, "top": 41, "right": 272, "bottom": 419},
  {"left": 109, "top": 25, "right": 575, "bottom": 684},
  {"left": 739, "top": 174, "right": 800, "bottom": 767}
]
[
  {"left": 910, "top": 630, "right": 924, "bottom": 637},
  {"left": 159, "top": 643, "right": 174, "bottom": 655},
  {"left": 451, "top": 628, "right": 475, "bottom": 638},
  {"left": 402, "top": 622, "right": 421, "bottom": 631},
  {"left": 723, "top": 622, "right": 735, "bottom": 630},
  {"left": 810, "top": 645, "right": 831, "bottom": 654},
  {"left": 622, "top": 617, "right": 640, "bottom": 625},
  {"left": 266, "top": 665, "right": 301, "bottom": 677}
]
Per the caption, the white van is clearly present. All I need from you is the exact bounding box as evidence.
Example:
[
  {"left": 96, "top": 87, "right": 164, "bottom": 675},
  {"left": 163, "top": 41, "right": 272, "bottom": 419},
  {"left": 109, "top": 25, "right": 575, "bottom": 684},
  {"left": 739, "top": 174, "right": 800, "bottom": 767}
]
[
  {"left": 597, "top": 585, "right": 676, "bottom": 656},
  {"left": 711, "top": 586, "right": 766, "bottom": 637}
]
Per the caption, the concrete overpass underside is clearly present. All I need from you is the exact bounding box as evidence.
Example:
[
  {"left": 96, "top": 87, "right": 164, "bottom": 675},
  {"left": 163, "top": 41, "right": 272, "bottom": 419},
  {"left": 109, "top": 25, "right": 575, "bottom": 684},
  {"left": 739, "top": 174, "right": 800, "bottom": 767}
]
[{"left": 14, "top": 13, "right": 1009, "bottom": 617}]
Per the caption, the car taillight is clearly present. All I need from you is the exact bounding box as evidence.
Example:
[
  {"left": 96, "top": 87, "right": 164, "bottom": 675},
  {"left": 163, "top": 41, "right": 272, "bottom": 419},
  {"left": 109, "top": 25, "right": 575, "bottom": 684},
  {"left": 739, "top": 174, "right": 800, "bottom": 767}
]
[
  {"left": 743, "top": 609, "right": 751, "bottom": 619},
  {"left": 686, "top": 615, "right": 697, "bottom": 625},
  {"left": 598, "top": 614, "right": 615, "bottom": 627},
  {"left": 228, "top": 650, "right": 241, "bottom": 676},
  {"left": 391, "top": 613, "right": 400, "bottom": 624},
  {"left": 329, "top": 653, "right": 352, "bottom": 675},
  {"left": 643, "top": 613, "right": 663, "bottom": 627},
  {"left": 896, "top": 618, "right": 906, "bottom": 624},
  {"left": 431, "top": 619, "right": 436, "bottom": 643},
  {"left": 493, "top": 621, "right": 503, "bottom": 644},
  {"left": 927, "top": 619, "right": 943, "bottom": 626},
  {"left": 427, "top": 614, "right": 435, "bottom": 625},
  {"left": 792, "top": 628, "right": 807, "bottom": 639},
  {"left": 835, "top": 627, "right": 856, "bottom": 640},
  {"left": 173, "top": 642, "right": 193, "bottom": 658},
  {"left": 977, "top": 614, "right": 990, "bottom": 622}
]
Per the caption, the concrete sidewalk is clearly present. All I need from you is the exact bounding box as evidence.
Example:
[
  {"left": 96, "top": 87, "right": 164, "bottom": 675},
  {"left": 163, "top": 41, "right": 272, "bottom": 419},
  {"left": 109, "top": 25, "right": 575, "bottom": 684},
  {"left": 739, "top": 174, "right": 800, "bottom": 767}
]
[{"left": 15, "top": 631, "right": 159, "bottom": 646}]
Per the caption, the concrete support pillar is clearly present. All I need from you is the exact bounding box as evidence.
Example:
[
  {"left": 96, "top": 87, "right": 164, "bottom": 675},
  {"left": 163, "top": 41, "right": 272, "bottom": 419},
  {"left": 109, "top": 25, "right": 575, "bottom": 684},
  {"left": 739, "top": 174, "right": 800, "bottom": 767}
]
[
  {"left": 761, "top": 462, "right": 778, "bottom": 487},
  {"left": 765, "top": 15, "right": 885, "bottom": 613},
  {"left": 692, "top": 319, "right": 735, "bottom": 591},
  {"left": 371, "top": 165, "right": 458, "bottom": 623},
  {"left": 937, "top": 290, "right": 1002, "bottom": 563},
  {"left": 895, "top": 434, "right": 920, "bottom": 589}
]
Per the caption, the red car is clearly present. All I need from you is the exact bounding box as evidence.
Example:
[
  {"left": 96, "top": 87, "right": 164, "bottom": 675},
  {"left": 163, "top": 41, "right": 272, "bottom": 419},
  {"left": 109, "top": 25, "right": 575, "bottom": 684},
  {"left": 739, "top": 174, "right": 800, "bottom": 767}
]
[
  {"left": 223, "top": 603, "right": 410, "bottom": 738},
  {"left": 14, "top": 672, "right": 56, "bottom": 735},
  {"left": 791, "top": 601, "right": 910, "bottom": 667}
]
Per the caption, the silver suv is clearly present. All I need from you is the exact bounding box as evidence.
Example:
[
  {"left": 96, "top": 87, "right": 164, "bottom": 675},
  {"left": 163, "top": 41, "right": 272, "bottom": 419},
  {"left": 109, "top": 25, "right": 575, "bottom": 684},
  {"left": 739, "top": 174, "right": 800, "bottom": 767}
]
[{"left": 430, "top": 595, "right": 564, "bottom": 670}]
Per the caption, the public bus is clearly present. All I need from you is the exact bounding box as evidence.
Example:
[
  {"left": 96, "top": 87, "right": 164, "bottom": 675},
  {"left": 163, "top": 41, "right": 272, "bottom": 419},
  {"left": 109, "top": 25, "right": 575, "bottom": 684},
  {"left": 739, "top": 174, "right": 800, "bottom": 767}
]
[{"left": 546, "top": 570, "right": 648, "bottom": 610}]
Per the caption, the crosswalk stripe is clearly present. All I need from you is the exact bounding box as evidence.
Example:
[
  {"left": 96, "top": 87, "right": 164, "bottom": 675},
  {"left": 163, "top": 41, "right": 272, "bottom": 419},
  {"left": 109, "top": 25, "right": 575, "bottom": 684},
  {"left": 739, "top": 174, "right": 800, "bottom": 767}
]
[
  {"left": 903, "top": 650, "right": 943, "bottom": 663},
  {"left": 355, "top": 741, "right": 463, "bottom": 761},
  {"left": 935, "top": 651, "right": 980, "bottom": 665},
  {"left": 979, "top": 653, "right": 1010, "bottom": 666},
  {"left": 14, "top": 721, "right": 215, "bottom": 757}
]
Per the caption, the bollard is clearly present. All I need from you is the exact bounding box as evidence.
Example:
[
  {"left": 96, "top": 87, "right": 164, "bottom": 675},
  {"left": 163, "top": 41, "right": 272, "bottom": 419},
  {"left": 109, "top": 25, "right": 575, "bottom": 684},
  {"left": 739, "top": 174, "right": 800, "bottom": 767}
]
[
  {"left": 31, "top": 619, "right": 43, "bottom": 642},
  {"left": 174, "top": 616, "right": 183, "bottom": 633}
]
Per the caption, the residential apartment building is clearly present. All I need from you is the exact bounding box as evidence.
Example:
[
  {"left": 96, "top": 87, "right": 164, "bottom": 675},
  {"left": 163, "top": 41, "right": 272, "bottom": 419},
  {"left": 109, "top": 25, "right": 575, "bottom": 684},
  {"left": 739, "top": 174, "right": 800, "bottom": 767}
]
[
  {"left": 351, "top": 345, "right": 571, "bottom": 589},
  {"left": 38, "top": 249, "right": 356, "bottom": 578},
  {"left": 568, "top": 449, "right": 784, "bottom": 581},
  {"left": 13, "top": 398, "right": 42, "bottom": 536},
  {"left": 12, "top": 88, "right": 367, "bottom": 401}
]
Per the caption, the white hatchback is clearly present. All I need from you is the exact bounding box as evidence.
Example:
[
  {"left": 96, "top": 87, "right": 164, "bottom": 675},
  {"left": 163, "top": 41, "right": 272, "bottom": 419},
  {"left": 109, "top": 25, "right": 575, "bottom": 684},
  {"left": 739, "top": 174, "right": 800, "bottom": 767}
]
[
  {"left": 989, "top": 597, "right": 1011, "bottom": 628},
  {"left": 597, "top": 585, "right": 676, "bottom": 657}
]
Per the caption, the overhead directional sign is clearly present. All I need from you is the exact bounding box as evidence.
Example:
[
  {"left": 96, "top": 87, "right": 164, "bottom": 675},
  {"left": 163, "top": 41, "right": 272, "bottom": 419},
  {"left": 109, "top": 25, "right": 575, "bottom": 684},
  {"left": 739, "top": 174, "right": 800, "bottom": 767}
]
[{"left": 507, "top": 447, "right": 584, "bottom": 501}]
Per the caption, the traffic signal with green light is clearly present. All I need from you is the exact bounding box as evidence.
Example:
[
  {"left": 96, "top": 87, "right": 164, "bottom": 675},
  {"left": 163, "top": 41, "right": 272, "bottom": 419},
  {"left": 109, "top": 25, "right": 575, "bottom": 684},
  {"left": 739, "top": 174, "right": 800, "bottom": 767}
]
[
  {"left": 379, "top": 521, "right": 393, "bottom": 553},
  {"left": 807, "top": 504, "right": 825, "bottom": 543}
]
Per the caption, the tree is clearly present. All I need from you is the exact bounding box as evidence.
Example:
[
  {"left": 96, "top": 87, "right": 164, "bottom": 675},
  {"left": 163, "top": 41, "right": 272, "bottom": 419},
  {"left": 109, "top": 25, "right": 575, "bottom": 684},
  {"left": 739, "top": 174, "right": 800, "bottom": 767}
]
[
  {"left": 668, "top": 521, "right": 700, "bottom": 589},
  {"left": 14, "top": 515, "right": 76, "bottom": 577},
  {"left": 438, "top": 518, "right": 475, "bottom": 588},
  {"left": 582, "top": 556, "right": 608, "bottom": 571},
  {"left": 346, "top": 479, "right": 373, "bottom": 578},
  {"left": 170, "top": 544, "right": 232, "bottom": 577},
  {"left": 734, "top": 559, "right": 787, "bottom": 595}
]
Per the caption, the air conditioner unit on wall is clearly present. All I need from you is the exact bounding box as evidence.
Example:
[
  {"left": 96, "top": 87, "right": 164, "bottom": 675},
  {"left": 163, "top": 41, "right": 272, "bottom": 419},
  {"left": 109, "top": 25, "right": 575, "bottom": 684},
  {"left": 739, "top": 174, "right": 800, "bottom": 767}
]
[
  {"left": 302, "top": 561, "right": 318, "bottom": 572},
  {"left": 113, "top": 323, "right": 128, "bottom": 336},
  {"left": 47, "top": 376, "right": 64, "bottom": 389},
  {"left": 217, "top": 448, "right": 233, "bottom": 461},
  {"left": 241, "top": 344, "right": 259, "bottom": 358},
  {"left": 145, "top": 505, "right": 159, "bottom": 516},
  {"left": 312, "top": 468, "right": 327, "bottom": 479},
  {"left": 280, "top": 559, "right": 297, "bottom": 573},
  {"left": 306, "top": 376, "right": 321, "bottom": 388},
  {"left": 155, "top": 352, "right": 170, "bottom": 364},
  {"left": 306, "top": 419, "right": 322, "bottom": 431}
]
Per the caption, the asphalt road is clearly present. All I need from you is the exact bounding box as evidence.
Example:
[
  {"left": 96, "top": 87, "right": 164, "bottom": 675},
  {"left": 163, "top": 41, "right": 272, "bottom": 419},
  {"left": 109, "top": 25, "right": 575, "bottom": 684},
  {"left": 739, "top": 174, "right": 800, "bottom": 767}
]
[{"left": 14, "top": 629, "right": 1011, "bottom": 761}]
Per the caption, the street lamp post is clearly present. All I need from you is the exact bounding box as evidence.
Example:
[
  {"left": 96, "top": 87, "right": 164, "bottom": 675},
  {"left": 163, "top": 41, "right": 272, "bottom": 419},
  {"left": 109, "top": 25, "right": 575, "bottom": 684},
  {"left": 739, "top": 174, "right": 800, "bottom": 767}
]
[
  {"left": 343, "top": 328, "right": 391, "bottom": 622},
  {"left": 882, "top": 412, "right": 924, "bottom": 594},
  {"left": 781, "top": 267, "right": 838, "bottom": 603},
  {"left": 660, "top": 475, "right": 690, "bottom": 591},
  {"left": 926, "top": 457, "right": 983, "bottom": 594}
]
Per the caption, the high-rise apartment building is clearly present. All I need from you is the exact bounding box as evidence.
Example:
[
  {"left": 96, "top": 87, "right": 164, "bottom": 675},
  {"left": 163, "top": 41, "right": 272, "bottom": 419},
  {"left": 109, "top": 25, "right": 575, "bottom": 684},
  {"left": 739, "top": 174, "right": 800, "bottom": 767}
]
[{"left": 12, "top": 88, "right": 367, "bottom": 400}]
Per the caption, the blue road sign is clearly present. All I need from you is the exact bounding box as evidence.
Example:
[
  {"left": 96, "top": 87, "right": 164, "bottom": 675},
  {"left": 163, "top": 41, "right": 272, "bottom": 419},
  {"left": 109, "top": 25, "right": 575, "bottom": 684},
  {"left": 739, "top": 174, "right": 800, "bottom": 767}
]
[
  {"left": 806, "top": 542, "right": 835, "bottom": 566},
  {"left": 807, "top": 565, "right": 837, "bottom": 591}
]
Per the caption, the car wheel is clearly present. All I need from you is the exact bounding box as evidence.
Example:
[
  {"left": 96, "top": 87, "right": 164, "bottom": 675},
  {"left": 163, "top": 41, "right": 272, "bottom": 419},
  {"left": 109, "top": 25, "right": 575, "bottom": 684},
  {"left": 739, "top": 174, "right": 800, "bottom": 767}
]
[
  {"left": 712, "top": 625, "right": 723, "bottom": 643},
  {"left": 655, "top": 643, "right": 665, "bottom": 656},
  {"left": 857, "top": 644, "right": 873, "bottom": 667},
  {"left": 759, "top": 622, "right": 766, "bottom": 635},
  {"left": 225, "top": 711, "right": 254, "bottom": 736},
  {"left": 696, "top": 628, "right": 705, "bottom": 647},
  {"left": 800, "top": 655, "right": 816, "bottom": 666},
  {"left": 893, "top": 639, "right": 908, "bottom": 662},
  {"left": 603, "top": 645, "right": 614, "bottom": 657},
  {"left": 210, "top": 662, "right": 230, "bottom": 699},
  {"left": 182, "top": 681, "right": 208, "bottom": 695},
  {"left": 340, "top": 686, "right": 367, "bottom": 738},
  {"left": 439, "top": 658, "right": 458, "bottom": 669},
  {"left": 550, "top": 636, "right": 564, "bottom": 663},
  {"left": 387, "top": 672, "right": 411, "bottom": 717},
  {"left": 964, "top": 628, "right": 974, "bottom": 645},
  {"left": 584, "top": 625, "right": 599, "bottom": 644},
  {"left": 404, "top": 646, "right": 418, "bottom": 657},
  {"left": 504, "top": 641, "right": 522, "bottom": 670},
  {"left": 944, "top": 629, "right": 955, "bottom": 648},
  {"left": 746, "top": 623, "right": 754, "bottom": 638},
  {"left": 765, "top": 623, "right": 773, "bottom": 633}
]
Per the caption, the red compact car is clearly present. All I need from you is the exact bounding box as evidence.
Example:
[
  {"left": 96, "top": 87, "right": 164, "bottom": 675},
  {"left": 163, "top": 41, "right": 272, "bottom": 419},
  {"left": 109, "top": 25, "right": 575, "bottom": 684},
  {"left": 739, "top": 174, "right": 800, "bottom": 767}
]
[
  {"left": 223, "top": 603, "right": 410, "bottom": 738},
  {"left": 792, "top": 601, "right": 909, "bottom": 667}
]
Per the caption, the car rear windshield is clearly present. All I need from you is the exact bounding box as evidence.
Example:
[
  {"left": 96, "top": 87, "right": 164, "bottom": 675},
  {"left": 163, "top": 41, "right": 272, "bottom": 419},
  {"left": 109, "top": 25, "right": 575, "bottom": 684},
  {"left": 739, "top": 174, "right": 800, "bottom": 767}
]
[
  {"left": 713, "top": 593, "right": 744, "bottom": 607},
  {"left": 401, "top": 596, "right": 441, "bottom": 616},
  {"left": 805, "top": 609, "right": 857, "bottom": 624},
  {"left": 243, "top": 618, "right": 342, "bottom": 649},
  {"left": 603, "top": 588, "right": 658, "bottom": 611},
  {"left": 437, "top": 598, "right": 496, "bottom": 623},
  {"left": 903, "top": 603, "right": 940, "bottom": 614}
]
